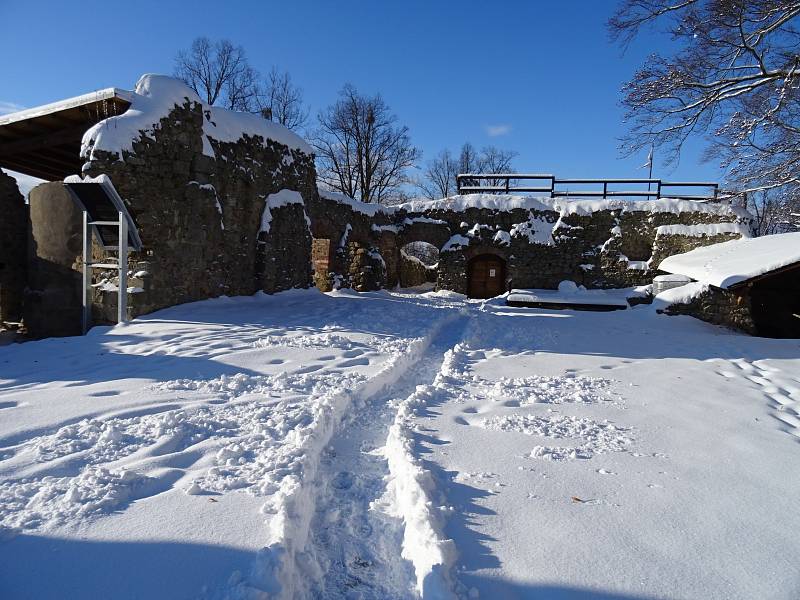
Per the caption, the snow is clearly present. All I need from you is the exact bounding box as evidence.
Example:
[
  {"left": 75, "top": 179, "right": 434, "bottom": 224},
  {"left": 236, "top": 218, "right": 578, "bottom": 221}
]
[
  {"left": 655, "top": 222, "right": 751, "bottom": 237},
  {"left": 2, "top": 169, "right": 45, "bottom": 199},
  {"left": 658, "top": 231, "right": 800, "bottom": 288},
  {"left": 441, "top": 234, "right": 471, "bottom": 252},
  {"left": 651, "top": 281, "right": 709, "bottom": 311},
  {"left": 0, "top": 88, "right": 133, "bottom": 127},
  {"left": 1, "top": 288, "right": 799, "bottom": 599},
  {"left": 400, "top": 194, "right": 750, "bottom": 219},
  {"left": 507, "top": 282, "right": 633, "bottom": 307},
  {"left": 259, "top": 189, "right": 305, "bottom": 234},
  {"left": 509, "top": 214, "right": 555, "bottom": 246},
  {"left": 81, "top": 74, "right": 312, "bottom": 162},
  {"left": 318, "top": 189, "right": 396, "bottom": 217}
]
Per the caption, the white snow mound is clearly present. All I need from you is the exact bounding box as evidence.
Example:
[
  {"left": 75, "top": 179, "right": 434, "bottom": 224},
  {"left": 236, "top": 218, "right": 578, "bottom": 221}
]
[{"left": 82, "top": 74, "right": 312, "bottom": 162}]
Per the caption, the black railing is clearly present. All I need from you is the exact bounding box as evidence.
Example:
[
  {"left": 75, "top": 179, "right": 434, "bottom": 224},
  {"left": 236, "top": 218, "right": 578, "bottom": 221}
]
[{"left": 456, "top": 174, "right": 720, "bottom": 202}]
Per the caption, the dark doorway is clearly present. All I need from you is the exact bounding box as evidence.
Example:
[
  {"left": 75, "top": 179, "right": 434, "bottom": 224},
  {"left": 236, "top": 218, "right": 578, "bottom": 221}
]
[
  {"left": 749, "top": 267, "right": 800, "bottom": 338},
  {"left": 468, "top": 254, "right": 506, "bottom": 299}
]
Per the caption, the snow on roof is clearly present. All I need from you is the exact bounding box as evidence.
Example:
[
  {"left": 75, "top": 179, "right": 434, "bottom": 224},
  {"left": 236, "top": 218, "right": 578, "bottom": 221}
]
[
  {"left": 0, "top": 88, "right": 134, "bottom": 127},
  {"left": 658, "top": 232, "right": 800, "bottom": 288},
  {"left": 398, "top": 193, "right": 750, "bottom": 219},
  {"left": 81, "top": 74, "right": 312, "bottom": 162}
]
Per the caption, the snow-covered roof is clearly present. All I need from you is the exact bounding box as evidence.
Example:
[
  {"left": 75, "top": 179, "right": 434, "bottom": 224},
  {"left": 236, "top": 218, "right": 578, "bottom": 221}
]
[
  {"left": 82, "top": 74, "right": 313, "bottom": 161},
  {"left": 0, "top": 88, "right": 133, "bottom": 127},
  {"left": 398, "top": 193, "right": 750, "bottom": 219},
  {"left": 658, "top": 232, "right": 800, "bottom": 289}
]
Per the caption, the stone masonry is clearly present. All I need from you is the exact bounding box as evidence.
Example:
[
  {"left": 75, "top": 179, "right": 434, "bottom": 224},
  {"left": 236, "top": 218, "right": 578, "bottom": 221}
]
[
  {"left": 81, "top": 98, "right": 316, "bottom": 323},
  {"left": 662, "top": 286, "right": 756, "bottom": 335}
]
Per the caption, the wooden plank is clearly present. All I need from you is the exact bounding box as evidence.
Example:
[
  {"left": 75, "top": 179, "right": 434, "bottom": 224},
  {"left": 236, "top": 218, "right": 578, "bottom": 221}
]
[{"left": 0, "top": 125, "right": 88, "bottom": 156}]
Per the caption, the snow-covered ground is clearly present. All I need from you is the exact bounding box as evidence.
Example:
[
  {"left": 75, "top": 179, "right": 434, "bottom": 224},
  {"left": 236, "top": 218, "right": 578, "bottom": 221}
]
[{"left": 0, "top": 289, "right": 798, "bottom": 599}]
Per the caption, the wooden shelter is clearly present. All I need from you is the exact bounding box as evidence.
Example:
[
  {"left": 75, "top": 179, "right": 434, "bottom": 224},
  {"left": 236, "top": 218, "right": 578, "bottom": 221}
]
[{"left": 0, "top": 89, "right": 132, "bottom": 180}]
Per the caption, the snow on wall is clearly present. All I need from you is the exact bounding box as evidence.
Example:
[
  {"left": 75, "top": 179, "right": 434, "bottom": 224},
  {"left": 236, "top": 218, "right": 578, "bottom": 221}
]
[
  {"left": 658, "top": 232, "right": 800, "bottom": 288},
  {"left": 81, "top": 74, "right": 313, "bottom": 162},
  {"left": 651, "top": 281, "right": 709, "bottom": 311},
  {"left": 655, "top": 222, "right": 751, "bottom": 237},
  {"left": 441, "top": 234, "right": 471, "bottom": 252},
  {"left": 509, "top": 214, "right": 555, "bottom": 246},
  {"left": 399, "top": 193, "right": 750, "bottom": 219},
  {"left": 259, "top": 189, "right": 305, "bottom": 234},
  {"left": 318, "top": 189, "right": 397, "bottom": 217}
]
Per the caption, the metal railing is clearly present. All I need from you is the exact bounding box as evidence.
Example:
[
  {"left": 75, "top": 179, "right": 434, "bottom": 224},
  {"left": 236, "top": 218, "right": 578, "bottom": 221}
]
[{"left": 456, "top": 174, "right": 720, "bottom": 202}]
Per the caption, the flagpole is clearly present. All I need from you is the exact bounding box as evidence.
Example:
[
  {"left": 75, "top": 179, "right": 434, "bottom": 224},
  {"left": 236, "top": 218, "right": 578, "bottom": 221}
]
[{"left": 647, "top": 145, "right": 654, "bottom": 192}]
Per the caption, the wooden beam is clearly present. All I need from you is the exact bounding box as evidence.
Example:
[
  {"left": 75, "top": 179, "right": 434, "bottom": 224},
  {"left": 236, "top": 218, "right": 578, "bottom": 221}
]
[{"left": 0, "top": 125, "right": 88, "bottom": 157}]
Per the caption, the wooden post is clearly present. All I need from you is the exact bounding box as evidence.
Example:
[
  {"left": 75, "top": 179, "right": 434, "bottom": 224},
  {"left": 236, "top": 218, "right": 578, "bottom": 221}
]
[
  {"left": 81, "top": 210, "right": 91, "bottom": 334},
  {"left": 117, "top": 211, "right": 128, "bottom": 324}
]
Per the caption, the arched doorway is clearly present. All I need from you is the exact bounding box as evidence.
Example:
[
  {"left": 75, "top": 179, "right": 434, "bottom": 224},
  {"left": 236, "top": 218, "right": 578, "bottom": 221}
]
[{"left": 468, "top": 254, "right": 506, "bottom": 299}]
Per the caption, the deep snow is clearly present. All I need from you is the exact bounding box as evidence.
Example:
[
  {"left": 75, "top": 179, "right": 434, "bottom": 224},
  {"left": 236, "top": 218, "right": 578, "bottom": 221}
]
[{"left": 0, "top": 288, "right": 798, "bottom": 599}]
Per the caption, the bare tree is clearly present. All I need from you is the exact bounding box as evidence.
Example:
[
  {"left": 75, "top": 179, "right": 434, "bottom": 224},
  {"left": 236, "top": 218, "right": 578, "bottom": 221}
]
[
  {"left": 418, "top": 149, "right": 459, "bottom": 199},
  {"left": 257, "top": 67, "right": 309, "bottom": 131},
  {"left": 313, "top": 84, "right": 421, "bottom": 203},
  {"left": 415, "top": 143, "right": 519, "bottom": 197},
  {"left": 174, "top": 37, "right": 259, "bottom": 111},
  {"left": 608, "top": 1, "right": 800, "bottom": 209},
  {"left": 742, "top": 189, "right": 800, "bottom": 235},
  {"left": 419, "top": 143, "right": 519, "bottom": 197},
  {"left": 478, "top": 145, "right": 518, "bottom": 189}
]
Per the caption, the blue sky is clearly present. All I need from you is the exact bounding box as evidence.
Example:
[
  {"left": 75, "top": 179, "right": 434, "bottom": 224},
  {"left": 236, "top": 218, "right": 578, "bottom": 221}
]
[{"left": 0, "top": 0, "right": 724, "bottom": 185}]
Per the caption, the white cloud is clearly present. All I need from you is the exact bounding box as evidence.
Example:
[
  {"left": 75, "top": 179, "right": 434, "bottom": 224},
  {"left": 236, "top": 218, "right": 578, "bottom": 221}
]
[
  {"left": 0, "top": 101, "right": 25, "bottom": 116},
  {"left": 485, "top": 124, "right": 512, "bottom": 137}
]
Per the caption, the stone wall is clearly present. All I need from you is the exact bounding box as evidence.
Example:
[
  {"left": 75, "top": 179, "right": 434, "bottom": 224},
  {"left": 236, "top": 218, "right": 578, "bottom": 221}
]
[
  {"left": 81, "top": 98, "right": 316, "bottom": 322},
  {"left": 662, "top": 286, "right": 756, "bottom": 335},
  {"left": 398, "top": 251, "right": 437, "bottom": 287},
  {"left": 25, "top": 183, "right": 85, "bottom": 338},
  {"left": 0, "top": 171, "right": 27, "bottom": 324},
  {"left": 306, "top": 194, "right": 751, "bottom": 297}
]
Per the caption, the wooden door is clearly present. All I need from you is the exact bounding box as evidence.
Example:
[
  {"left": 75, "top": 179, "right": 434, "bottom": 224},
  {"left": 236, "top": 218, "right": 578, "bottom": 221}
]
[{"left": 468, "top": 255, "right": 505, "bottom": 299}]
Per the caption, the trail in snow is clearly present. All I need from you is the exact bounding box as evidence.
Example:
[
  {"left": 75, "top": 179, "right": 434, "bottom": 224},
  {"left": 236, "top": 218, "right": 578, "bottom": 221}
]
[
  {"left": 1, "top": 290, "right": 799, "bottom": 600},
  {"left": 304, "top": 316, "right": 469, "bottom": 599}
]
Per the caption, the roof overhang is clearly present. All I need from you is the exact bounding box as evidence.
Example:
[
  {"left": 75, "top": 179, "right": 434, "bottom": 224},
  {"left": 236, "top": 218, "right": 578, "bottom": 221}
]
[{"left": 0, "top": 88, "right": 132, "bottom": 181}]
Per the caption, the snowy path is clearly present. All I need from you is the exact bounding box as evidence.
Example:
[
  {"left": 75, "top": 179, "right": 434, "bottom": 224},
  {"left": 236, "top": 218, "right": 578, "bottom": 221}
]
[
  {"left": 305, "top": 315, "right": 467, "bottom": 598},
  {"left": 0, "top": 289, "right": 798, "bottom": 599}
]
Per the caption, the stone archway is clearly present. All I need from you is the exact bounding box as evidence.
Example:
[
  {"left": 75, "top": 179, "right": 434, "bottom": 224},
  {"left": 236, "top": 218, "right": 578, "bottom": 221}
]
[{"left": 467, "top": 254, "right": 507, "bottom": 299}]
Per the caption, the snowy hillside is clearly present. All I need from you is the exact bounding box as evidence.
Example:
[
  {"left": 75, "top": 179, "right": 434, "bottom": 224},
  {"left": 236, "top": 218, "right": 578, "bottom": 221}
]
[{"left": 0, "top": 289, "right": 799, "bottom": 599}]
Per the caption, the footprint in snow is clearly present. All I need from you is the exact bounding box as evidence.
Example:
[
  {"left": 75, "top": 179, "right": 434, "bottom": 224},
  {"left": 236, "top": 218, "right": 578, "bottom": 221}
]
[{"left": 331, "top": 471, "right": 354, "bottom": 490}]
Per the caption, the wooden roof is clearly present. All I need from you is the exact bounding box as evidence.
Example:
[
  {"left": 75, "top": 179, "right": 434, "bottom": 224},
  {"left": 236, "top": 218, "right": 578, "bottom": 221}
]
[{"left": 0, "top": 89, "right": 132, "bottom": 181}]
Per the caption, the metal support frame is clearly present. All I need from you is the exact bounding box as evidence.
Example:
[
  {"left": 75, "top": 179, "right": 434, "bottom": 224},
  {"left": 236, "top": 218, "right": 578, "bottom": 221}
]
[{"left": 81, "top": 211, "right": 129, "bottom": 334}]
